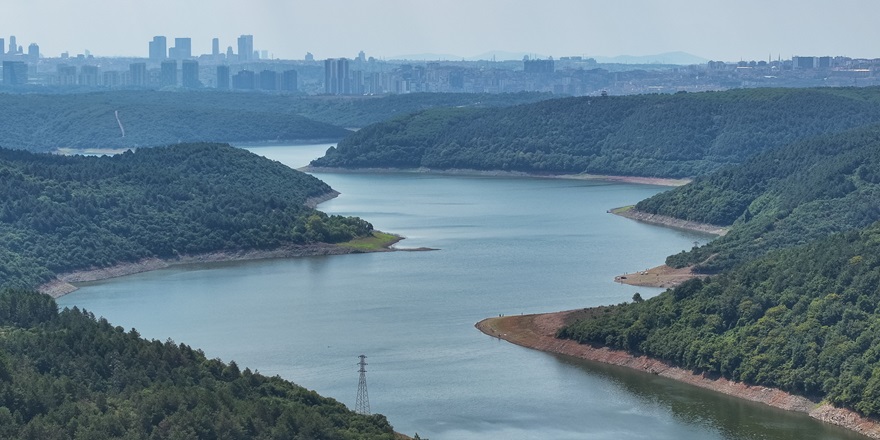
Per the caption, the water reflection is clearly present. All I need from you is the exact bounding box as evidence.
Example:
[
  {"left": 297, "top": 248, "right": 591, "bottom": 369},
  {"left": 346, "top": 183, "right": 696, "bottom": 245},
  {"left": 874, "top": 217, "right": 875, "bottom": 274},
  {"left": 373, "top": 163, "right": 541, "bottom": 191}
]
[{"left": 552, "top": 354, "right": 866, "bottom": 440}]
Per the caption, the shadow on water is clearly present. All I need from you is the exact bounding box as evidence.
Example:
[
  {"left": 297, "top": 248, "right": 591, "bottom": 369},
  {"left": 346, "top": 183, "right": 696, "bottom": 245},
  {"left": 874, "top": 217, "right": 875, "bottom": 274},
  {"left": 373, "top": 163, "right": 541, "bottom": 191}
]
[{"left": 550, "top": 353, "right": 869, "bottom": 440}]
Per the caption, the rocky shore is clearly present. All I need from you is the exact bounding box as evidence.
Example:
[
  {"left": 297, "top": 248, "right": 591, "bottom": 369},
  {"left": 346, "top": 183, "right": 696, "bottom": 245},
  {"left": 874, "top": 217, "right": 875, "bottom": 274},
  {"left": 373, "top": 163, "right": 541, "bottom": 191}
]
[
  {"left": 476, "top": 310, "right": 880, "bottom": 439},
  {"left": 611, "top": 206, "right": 729, "bottom": 236}
]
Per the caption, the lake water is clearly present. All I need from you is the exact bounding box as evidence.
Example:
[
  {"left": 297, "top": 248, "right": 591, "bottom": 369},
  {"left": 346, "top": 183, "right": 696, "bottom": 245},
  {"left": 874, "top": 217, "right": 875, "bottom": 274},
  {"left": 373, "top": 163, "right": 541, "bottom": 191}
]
[{"left": 59, "top": 144, "right": 867, "bottom": 440}]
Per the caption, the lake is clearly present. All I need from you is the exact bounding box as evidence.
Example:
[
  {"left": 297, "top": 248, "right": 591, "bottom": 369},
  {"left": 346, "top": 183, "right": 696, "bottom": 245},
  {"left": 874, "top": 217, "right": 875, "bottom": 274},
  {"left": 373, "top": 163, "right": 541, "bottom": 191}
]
[{"left": 58, "top": 144, "right": 867, "bottom": 440}]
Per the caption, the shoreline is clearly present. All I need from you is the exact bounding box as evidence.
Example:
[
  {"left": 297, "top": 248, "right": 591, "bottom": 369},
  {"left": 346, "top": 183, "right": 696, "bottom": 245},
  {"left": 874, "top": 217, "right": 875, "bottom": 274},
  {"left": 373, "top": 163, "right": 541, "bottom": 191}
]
[
  {"left": 610, "top": 205, "right": 727, "bottom": 288},
  {"left": 301, "top": 166, "right": 690, "bottom": 187},
  {"left": 39, "top": 242, "right": 390, "bottom": 298},
  {"left": 476, "top": 310, "right": 880, "bottom": 439},
  {"left": 610, "top": 205, "right": 729, "bottom": 236}
]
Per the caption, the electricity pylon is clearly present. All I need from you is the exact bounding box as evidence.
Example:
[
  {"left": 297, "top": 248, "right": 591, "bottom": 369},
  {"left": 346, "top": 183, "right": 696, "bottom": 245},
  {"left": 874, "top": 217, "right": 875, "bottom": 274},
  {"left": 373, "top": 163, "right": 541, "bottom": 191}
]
[{"left": 356, "top": 355, "right": 370, "bottom": 415}]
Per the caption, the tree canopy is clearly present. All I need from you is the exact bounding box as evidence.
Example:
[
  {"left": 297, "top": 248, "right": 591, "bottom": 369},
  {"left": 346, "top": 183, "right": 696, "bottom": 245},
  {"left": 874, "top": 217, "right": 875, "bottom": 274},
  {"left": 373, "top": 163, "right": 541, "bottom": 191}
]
[
  {"left": 312, "top": 87, "right": 880, "bottom": 178},
  {"left": 0, "top": 143, "right": 373, "bottom": 290},
  {"left": 0, "top": 289, "right": 397, "bottom": 439}
]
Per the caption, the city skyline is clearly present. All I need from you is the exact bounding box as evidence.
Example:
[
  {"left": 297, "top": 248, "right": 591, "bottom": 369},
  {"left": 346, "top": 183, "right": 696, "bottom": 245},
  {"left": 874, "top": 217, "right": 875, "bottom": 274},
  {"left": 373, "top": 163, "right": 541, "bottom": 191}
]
[{"left": 2, "top": 0, "right": 880, "bottom": 62}]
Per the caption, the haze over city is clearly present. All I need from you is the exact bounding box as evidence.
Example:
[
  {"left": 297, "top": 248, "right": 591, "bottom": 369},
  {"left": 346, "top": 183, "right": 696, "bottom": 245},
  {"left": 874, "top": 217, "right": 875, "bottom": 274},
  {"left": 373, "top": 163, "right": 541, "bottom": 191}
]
[{"left": 3, "top": 0, "right": 879, "bottom": 61}]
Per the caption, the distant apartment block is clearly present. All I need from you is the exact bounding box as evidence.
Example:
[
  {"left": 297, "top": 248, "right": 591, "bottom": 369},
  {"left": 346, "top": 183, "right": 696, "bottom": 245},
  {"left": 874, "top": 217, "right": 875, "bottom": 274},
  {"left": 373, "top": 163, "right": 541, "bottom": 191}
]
[
  {"left": 232, "top": 70, "right": 255, "bottom": 89},
  {"left": 181, "top": 60, "right": 200, "bottom": 88},
  {"left": 324, "top": 58, "right": 351, "bottom": 94},
  {"left": 216, "top": 65, "right": 230, "bottom": 90},
  {"left": 2, "top": 61, "right": 28, "bottom": 85},
  {"left": 524, "top": 58, "right": 554, "bottom": 74},
  {"left": 160, "top": 60, "right": 177, "bottom": 87},
  {"left": 282, "top": 70, "right": 298, "bottom": 92},
  {"left": 129, "top": 62, "right": 147, "bottom": 86}
]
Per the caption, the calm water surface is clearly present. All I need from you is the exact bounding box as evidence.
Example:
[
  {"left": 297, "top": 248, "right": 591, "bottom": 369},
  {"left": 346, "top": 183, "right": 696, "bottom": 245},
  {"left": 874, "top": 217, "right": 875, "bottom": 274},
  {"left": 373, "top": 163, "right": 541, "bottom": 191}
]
[{"left": 59, "top": 144, "right": 867, "bottom": 440}]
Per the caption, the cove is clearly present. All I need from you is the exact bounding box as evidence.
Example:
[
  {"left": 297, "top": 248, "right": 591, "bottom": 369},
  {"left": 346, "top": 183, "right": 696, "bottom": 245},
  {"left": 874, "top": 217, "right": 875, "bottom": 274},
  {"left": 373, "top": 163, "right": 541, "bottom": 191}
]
[{"left": 58, "top": 144, "right": 868, "bottom": 440}]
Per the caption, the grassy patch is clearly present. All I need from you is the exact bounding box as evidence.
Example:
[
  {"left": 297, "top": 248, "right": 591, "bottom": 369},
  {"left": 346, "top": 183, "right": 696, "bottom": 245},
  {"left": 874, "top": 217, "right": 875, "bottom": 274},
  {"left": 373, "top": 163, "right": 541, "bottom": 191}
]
[
  {"left": 610, "top": 205, "right": 634, "bottom": 214},
  {"left": 339, "top": 231, "right": 401, "bottom": 251}
]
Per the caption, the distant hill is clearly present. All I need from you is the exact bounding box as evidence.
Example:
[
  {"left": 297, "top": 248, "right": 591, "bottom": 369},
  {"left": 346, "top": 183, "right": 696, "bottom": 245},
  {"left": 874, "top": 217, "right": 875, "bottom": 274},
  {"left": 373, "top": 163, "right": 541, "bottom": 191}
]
[
  {"left": 0, "top": 143, "right": 374, "bottom": 290},
  {"left": 311, "top": 87, "right": 880, "bottom": 178},
  {"left": 0, "top": 91, "right": 552, "bottom": 152}
]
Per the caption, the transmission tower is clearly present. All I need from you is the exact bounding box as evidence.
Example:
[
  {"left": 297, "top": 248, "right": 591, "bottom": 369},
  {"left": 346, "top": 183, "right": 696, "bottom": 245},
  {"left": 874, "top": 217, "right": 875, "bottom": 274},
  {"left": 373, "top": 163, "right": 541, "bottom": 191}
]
[{"left": 356, "top": 355, "right": 371, "bottom": 415}]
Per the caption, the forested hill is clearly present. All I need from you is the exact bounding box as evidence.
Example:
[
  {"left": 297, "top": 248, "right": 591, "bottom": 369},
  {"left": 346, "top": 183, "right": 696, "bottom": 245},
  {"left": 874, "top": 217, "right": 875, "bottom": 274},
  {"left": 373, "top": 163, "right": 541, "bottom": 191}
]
[
  {"left": 0, "top": 92, "right": 351, "bottom": 152},
  {"left": 0, "top": 289, "right": 398, "bottom": 439},
  {"left": 559, "top": 220, "right": 880, "bottom": 419},
  {"left": 630, "top": 124, "right": 880, "bottom": 273},
  {"left": 0, "top": 91, "right": 550, "bottom": 152},
  {"left": 0, "top": 143, "right": 373, "bottom": 290},
  {"left": 311, "top": 87, "right": 880, "bottom": 178}
]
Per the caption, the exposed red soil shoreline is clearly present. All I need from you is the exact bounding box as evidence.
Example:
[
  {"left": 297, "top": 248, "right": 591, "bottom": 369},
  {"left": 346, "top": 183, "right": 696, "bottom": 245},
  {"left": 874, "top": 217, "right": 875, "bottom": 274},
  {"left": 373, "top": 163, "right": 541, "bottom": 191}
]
[
  {"left": 476, "top": 310, "right": 880, "bottom": 439},
  {"left": 301, "top": 166, "right": 690, "bottom": 187}
]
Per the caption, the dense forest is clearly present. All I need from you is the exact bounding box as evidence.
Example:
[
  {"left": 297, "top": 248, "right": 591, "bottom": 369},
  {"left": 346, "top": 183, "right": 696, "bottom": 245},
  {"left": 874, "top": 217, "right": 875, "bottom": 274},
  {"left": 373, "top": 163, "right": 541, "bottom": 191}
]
[
  {"left": 0, "top": 91, "right": 549, "bottom": 152},
  {"left": 630, "top": 124, "right": 880, "bottom": 273},
  {"left": 311, "top": 87, "right": 880, "bottom": 178},
  {"left": 0, "top": 143, "right": 373, "bottom": 290},
  {"left": 0, "top": 289, "right": 397, "bottom": 439},
  {"left": 559, "top": 220, "right": 880, "bottom": 418}
]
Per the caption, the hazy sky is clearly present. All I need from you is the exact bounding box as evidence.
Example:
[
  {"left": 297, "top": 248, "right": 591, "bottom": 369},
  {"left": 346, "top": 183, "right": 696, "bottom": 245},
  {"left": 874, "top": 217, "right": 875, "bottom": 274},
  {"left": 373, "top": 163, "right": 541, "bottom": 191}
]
[{"left": 3, "top": 0, "right": 879, "bottom": 61}]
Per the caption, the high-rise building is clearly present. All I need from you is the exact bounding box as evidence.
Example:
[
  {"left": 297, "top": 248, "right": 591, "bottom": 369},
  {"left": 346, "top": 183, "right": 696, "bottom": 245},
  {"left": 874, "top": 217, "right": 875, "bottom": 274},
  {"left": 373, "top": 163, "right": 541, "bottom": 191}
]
[
  {"left": 160, "top": 60, "right": 177, "bottom": 87},
  {"left": 27, "top": 43, "right": 39, "bottom": 61},
  {"left": 259, "top": 70, "right": 278, "bottom": 91},
  {"left": 324, "top": 58, "right": 350, "bottom": 94},
  {"left": 8, "top": 36, "right": 16, "bottom": 55},
  {"left": 226, "top": 46, "right": 234, "bottom": 60},
  {"left": 2, "top": 61, "right": 27, "bottom": 85},
  {"left": 103, "top": 71, "right": 121, "bottom": 88},
  {"left": 149, "top": 36, "right": 167, "bottom": 61},
  {"left": 0, "top": 39, "right": 4, "bottom": 57},
  {"left": 282, "top": 70, "right": 298, "bottom": 92},
  {"left": 57, "top": 64, "right": 77, "bottom": 85},
  {"left": 237, "top": 35, "right": 253, "bottom": 62},
  {"left": 232, "top": 70, "right": 255, "bottom": 89},
  {"left": 216, "top": 65, "right": 230, "bottom": 90},
  {"left": 170, "top": 38, "right": 192, "bottom": 59},
  {"left": 79, "top": 65, "right": 99, "bottom": 86},
  {"left": 129, "top": 62, "right": 147, "bottom": 86},
  {"left": 181, "top": 60, "right": 200, "bottom": 88},
  {"left": 212, "top": 38, "right": 220, "bottom": 57}
]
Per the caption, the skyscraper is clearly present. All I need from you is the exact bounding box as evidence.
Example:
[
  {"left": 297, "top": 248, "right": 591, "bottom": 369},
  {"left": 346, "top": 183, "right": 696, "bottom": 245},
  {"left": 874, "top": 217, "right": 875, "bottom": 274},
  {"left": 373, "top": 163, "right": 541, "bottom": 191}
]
[
  {"left": 8, "top": 36, "right": 16, "bottom": 55},
  {"left": 237, "top": 35, "right": 253, "bottom": 62},
  {"left": 0, "top": 39, "right": 5, "bottom": 58},
  {"left": 212, "top": 38, "right": 220, "bottom": 57},
  {"left": 170, "top": 38, "right": 191, "bottom": 59},
  {"left": 149, "top": 36, "right": 167, "bottom": 61},
  {"left": 181, "top": 60, "right": 200, "bottom": 88}
]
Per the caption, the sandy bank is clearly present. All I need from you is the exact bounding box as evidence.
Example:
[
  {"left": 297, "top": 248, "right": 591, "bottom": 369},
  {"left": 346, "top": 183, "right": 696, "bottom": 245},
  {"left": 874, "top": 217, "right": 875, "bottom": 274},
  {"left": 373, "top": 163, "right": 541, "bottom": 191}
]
[
  {"left": 301, "top": 166, "right": 689, "bottom": 187},
  {"left": 38, "top": 243, "right": 367, "bottom": 298},
  {"left": 476, "top": 310, "right": 880, "bottom": 439}
]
